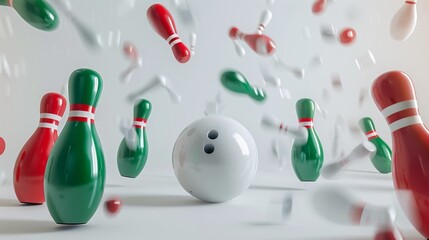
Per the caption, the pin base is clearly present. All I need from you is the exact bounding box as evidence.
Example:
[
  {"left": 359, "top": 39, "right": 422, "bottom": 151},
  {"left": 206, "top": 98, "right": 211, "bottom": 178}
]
[
  {"left": 20, "top": 202, "right": 43, "bottom": 205},
  {"left": 120, "top": 174, "right": 138, "bottom": 178}
]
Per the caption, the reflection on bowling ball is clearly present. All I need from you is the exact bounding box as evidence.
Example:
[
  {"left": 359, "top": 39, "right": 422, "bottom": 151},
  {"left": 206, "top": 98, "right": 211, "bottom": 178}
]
[{"left": 172, "top": 115, "right": 258, "bottom": 203}]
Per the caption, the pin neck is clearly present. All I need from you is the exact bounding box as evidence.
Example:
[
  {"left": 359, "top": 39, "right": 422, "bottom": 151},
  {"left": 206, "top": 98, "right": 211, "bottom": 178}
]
[
  {"left": 166, "top": 34, "right": 181, "bottom": 48},
  {"left": 257, "top": 24, "right": 265, "bottom": 34},
  {"left": 299, "top": 118, "right": 314, "bottom": 128},
  {"left": 38, "top": 113, "right": 61, "bottom": 130},
  {"left": 365, "top": 130, "right": 378, "bottom": 140},
  {"left": 68, "top": 104, "right": 96, "bottom": 123},
  {"left": 381, "top": 100, "right": 421, "bottom": 132},
  {"left": 133, "top": 118, "right": 147, "bottom": 129}
]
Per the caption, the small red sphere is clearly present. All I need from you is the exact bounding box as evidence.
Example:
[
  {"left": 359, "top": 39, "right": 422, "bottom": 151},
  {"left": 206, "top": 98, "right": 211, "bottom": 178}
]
[
  {"left": 105, "top": 198, "right": 121, "bottom": 215},
  {"left": 339, "top": 28, "right": 357, "bottom": 45},
  {"left": 0, "top": 137, "right": 5, "bottom": 156}
]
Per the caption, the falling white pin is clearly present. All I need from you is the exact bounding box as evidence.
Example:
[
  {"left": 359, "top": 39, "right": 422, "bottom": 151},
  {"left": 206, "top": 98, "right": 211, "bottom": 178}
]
[{"left": 390, "top": 0, "right": 417, "bottom": 41}]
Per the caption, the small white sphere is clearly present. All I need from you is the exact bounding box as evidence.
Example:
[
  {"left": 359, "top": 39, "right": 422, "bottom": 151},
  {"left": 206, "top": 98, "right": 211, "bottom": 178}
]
[{"left": 172, "top": 115, "right": 258, "bottom": 202}]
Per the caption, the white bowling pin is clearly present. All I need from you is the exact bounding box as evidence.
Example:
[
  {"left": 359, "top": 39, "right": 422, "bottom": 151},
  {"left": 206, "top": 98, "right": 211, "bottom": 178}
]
[
  {"left": 265, "top": 192, "right": 293, "bottom": 224},
  {"left": 233, "top": 40, "right": 246, "bottom": 57},
  {"left": 0, "top": 170, "right": 6, "bottom": 186},
  {"left": 257, "top": 10, "right": 272, "bottom": 34},
  {"left": 118, "top": 117, "right": 138, "bottom": 150},
  {"left": 120, "top": 59, "right": 142, "bottom": 84},
  {"left": 204, "top": 93, "right": 225, "bottom": 116},
  {"left": 390, "top": 0, "right": 417, "bottom": 41},
  {"left": 322, "top": 141, "right": 376, "bottom": 178},
  {"left": 331, "top": 125, "right": 342, "bottom": 160},
  {"left": 190, "top": 33, "right": 197, "bottom": 56},
  {"left": 266, "top": 0, "right": 275, "bottom": 6},
  {"left": 313, "top": 186, "right": 396, "bottom": 227},
  {"left": 272, "top": 55, "right": 305, "bottom": 79},
  {"left": 53, "top": 0, "right": 101, "bottom": 48},
  {"left": 260, "top": 64, "right": 281, "bottom": 87},
  {"left": 127, "top": 75, "right": 181, "bottom": 103},
  {"left": 261, "top": 114, "right": 308, "bottom": 143}
]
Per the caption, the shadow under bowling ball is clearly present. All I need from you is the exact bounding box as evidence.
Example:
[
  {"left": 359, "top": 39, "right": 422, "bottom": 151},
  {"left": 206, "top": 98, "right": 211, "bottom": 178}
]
[
  {"left": 121, "top": 195, "right": 209, "bottom": 207},
  {"left": 0, "top": 219, "right": 80, "bottom": 234}
]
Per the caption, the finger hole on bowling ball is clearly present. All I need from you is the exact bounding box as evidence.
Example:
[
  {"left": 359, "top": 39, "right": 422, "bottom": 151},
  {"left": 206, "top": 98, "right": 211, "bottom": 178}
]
[
  {"left": 204, "top": 144, "right": 215, "bottom": 154},
  {"left": 207, "top": 130, "right": 218, "bottom": 140}
]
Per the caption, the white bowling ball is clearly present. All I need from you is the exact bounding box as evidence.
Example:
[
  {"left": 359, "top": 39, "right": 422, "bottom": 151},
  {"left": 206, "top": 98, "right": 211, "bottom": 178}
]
[{"left": 172, "top": 115, "right": 258, "bottom": 202}]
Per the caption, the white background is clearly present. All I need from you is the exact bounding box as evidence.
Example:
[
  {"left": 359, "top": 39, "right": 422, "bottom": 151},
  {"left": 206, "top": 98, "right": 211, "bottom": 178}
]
[{"left": 0, "top": 0, "right": 429, "bottom": 239}]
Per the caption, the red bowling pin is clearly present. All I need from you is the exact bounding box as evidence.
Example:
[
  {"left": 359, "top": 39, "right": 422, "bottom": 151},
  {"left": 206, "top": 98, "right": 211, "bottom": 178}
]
[
  {"left": 147, "top": 3, "right": 190, "bottom": 63},
  {"left": 13, "top": 92, "right": 66, "bottom": 204},
  {"left": 371, "top": 71, "right": 429, "bottom": 239},
  {"left": 229, "top": 27, "right": 276, "bottom": 56}
]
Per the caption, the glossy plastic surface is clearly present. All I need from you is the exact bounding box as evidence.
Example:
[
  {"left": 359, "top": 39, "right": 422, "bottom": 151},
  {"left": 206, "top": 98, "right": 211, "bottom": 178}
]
[
  {"left": 339, "top": 28, "right": 357, "bottom": 45},
  {"left": 147, "top": 3, "right": 190, "bottom": 63},
  {"left": 291, "top": 98, "right": 324, "bottom": 181},
  {"left": 0, "top": 137, "right": 5, "bottom": 156},
  {"left": 117, "top": 99, "right": 152, "bottom": 178},
  {"left": 13, "top": 93, "right": 66, "bottom": 204},
  {"left": 0, "top": 0, "right": 59, "bottom": 31},
  {"left": 312, "top": 0, "right": 327, "bottom": 14},
  {"left": 105, "top": 198, "right": 121, "bottom": 215},
  {"left": 372, "top": 71, "right": 429, "bottom": 238},
  {"left": 220, "top": 70, "right": 266, "bottom": 102},
  {"left": 359, "top": 117, "right": 392, "bottom": 173},
  {"left": 45, "top": 69, "right": 105, "bottom": 224},
  {"left": 172, "top": 115, "right": 258, "bottom": 203}
]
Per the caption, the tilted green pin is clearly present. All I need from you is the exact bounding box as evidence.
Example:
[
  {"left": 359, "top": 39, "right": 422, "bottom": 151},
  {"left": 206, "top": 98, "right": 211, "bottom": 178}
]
[
  {"left": 45, "top": 69, "right": 105, "bottom": 224},
  {"left": 0, "top": 0, "right": 58, "bottom": 31},
  {"left": 117, "top": 99, "right": 152, "bottom": 178},
  {"left": 359, "top": 117, "right": 392, "bottom": 173},
  {"left": 291, "top": 98, "right": 324, "bottom": 182},
  {"left": 220, "top": 70, "right": 266, "bottom": 102}
]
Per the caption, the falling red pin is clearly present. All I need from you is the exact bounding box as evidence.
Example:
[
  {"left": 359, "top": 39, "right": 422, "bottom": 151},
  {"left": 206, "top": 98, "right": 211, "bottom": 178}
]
[
  {"left": 147, "top": 3, "right": 190, "bottom": 63},
  {"left": 371, "top": 71, "right": 429, "bottom": 239},
  {"left": 13, "top": 92, "right": 66, "bottom": 204},
  {"left": 229, "top": 10, "right": 276, "bottom": 57}
]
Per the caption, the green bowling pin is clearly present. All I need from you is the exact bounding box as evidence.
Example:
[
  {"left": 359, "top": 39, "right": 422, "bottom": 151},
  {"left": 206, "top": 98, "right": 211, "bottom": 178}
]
[
  {"left": 0, "top": 0, "right": 58, "bottom": 31},
  {"left": 291, "top": 98, "right": 324, "bottom": 181},
  {"left": 359, "top": 117, "right": 392, "bottom": 173},
  {"left": 45, "top": 69, "right": 105, "bottom": 224},
  {"left": 220, "top": 70, "right": 266, "bottom": 102},
  {"left": 117, "top": 99, "right": 152, "bottom": 178}
]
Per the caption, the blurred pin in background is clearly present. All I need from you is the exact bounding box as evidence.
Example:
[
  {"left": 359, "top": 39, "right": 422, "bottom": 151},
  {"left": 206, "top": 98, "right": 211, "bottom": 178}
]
[
  {"left": 272, "top": 55, "right": 305, "bottom": 80},
  {"left": 260, "top": 64, "right": 291, "bottom": 100},
  {"left": 355, "top": 50, "right": 376, "bottom": 71},
  {"left": 265, "top": 192, "right": 293, "bottom": 224},
  {"left": 120, "top": 42, "right": 143, "bottom": 84},
  {"left": 117, "top": 0, "right": 136, "bottom": 16},
  {"left": 190, "top": 33, "right": 197, "bottom": 56},
  {"left": 204, "top": 93, "right": 225, "bottom": 116},
  {"left": 390, "top": 0, "right": 417, "bottom": 41},
  {"left": 52, "top": 0, "right": 102, "bottom": 49},
  {"left": 313, "top": 186, "right": 403, "bottom": 240},
  {"left": 261, "top": 114, "right": 308, "bottom": 144},
  {"left": 322, "top": 141, "right": 376, "bottom": 178},
  {"left": 127, "top": 75, "right": 181, "bottom": 104}
]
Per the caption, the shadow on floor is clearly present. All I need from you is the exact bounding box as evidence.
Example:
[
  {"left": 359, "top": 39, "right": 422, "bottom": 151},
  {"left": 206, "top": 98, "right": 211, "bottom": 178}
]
[
  {"left": 0, "top": 199, "right": 21, "bottom": 207},
  {"left": 0, "top": 219, "right": 83, "bottom": 234},
  {"left": 121, "top": 195, "right": 209, "bottom": 207}
]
